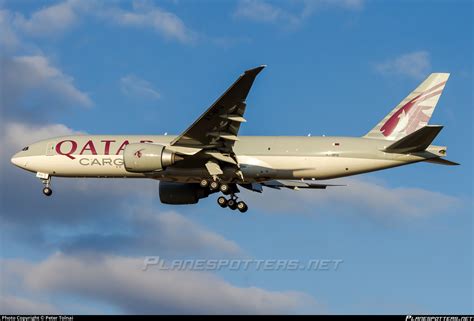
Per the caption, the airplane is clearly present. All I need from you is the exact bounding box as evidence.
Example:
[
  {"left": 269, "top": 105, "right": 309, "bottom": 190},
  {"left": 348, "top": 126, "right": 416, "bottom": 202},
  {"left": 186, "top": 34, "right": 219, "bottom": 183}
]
[{"left": 11, "top": 66, "right": 458, "bottom": 213}]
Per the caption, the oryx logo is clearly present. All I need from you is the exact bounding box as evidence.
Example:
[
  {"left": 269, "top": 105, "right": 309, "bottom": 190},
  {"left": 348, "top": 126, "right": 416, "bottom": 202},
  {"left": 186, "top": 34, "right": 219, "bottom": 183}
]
[
  {"left": 134, "top": 149, "right": 143, "bottom": 158},
  {"left": 380, "top": 81, "right": 446, "bottom": 138}
]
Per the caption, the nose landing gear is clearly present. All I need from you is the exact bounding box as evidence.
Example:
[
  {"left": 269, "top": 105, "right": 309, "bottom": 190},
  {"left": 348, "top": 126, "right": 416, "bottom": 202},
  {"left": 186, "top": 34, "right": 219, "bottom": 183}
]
[{"left": 38, "top": 173, "right": 53, "bottom": 197}]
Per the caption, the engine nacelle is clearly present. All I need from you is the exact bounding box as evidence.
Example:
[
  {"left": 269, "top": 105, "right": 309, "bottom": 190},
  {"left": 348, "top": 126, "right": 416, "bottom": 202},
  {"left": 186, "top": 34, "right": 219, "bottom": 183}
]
[
  {"left": 159, "top": 181, "right": 210, "bottom": 205},
  {"left": 123, "top": 143, "right": 182, "bottom": 173}
]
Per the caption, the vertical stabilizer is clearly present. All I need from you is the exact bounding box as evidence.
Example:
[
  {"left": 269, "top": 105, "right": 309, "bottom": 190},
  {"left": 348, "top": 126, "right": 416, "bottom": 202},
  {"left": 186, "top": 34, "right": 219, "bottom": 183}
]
[{"left": 364, "top": 73, "right": 449, "bottom": 140}]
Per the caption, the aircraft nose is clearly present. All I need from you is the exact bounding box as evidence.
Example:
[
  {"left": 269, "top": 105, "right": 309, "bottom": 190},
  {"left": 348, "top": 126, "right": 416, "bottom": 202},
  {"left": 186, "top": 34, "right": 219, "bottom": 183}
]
[{"left": 11, "top": 152, "right": 22, "bottom": 167}]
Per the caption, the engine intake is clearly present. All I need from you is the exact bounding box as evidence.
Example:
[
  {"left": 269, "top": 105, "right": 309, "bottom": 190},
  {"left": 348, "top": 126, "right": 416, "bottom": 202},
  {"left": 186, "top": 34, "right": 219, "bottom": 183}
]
[
  {"left": 159, "top": 181, "right": 211, "bottom": 204},
  {"left": 123, "top": 143, "right": 182, "bottom": 172}
]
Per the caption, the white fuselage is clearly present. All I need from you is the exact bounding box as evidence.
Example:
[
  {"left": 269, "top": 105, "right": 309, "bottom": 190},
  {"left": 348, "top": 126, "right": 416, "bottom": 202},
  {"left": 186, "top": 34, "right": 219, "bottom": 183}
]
[{"left": 11, "top": 135, "right": 438, "bottom": 183}]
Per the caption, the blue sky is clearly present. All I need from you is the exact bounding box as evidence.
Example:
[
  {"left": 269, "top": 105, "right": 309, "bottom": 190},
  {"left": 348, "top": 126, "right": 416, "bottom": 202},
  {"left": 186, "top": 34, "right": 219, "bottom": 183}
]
[{"left": 0, "top": 0, "right": 472, "bottom": 314}]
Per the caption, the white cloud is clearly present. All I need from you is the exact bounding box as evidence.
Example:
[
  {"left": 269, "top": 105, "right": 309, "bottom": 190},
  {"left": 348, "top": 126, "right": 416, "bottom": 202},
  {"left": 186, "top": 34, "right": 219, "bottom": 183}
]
[
  {"left": 0, "top": 55, "right": 93, "bottom": 123},
  {"left": 11, "top": 55, "right": 92, "bottom": 107},
  {"left": 3, "top": 253, "right": 318, "bottom": 314},
  {"left": 0, "top": 10, "right": 21, "bottom": 51},
  {"left": 374, "top": 51, "right": 431, "bottom": 79},
  {"left": 120, "top": 75, "right": 161, "bottom": 100},
  {"left": 0, "top": 295, "right": 59, "bottom": 314},
  {"left": 142, "top": 210, "right": 242, "bottom": 256},
  {"left": 234, "top": 0, "right": 364, "bottom": 26},
  {"left": 103, "top": 2, "right": 196, "bottom": 44},
  {"left": 13, "top": 0, "right": 95, "bottom": 37},
  {"left": 300, "top": 0, "right": 364, "bottom": 18},
  {"left": 307, "top": 0, "right": 364, "bottom": 11},
  {"left": 234, "top": 0, "right": 294, "bottom": 24},
  {"left": 59, "top": 208, "right": 243, "bottom": 257},
  {"left": 6, "top": 1, "right": 195, "bottom": 43},
  {"left": 244, "top": 177, "right": 461, "bottom": 219}
]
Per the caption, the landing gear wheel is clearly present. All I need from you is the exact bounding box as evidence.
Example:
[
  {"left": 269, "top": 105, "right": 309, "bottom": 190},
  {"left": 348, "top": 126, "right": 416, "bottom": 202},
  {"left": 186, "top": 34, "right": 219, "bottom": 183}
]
[
  {"left": 227, "top": 199, "right": 237, "bottom": 210},
  {"left": 200, "top": 179, "right": 209, "bottom": 188},
  {"left": 237, "top": 201, "right": 248, "bottom": 213},
  {"left": 210, "top": 181, "right": 219, "bottom": 191},
  {"left": 219, "top": 183, "right": 230, "bottom": 194},
  {"left": 217, "top": 196, "right": 228, "bottom": 208},
  {"left": 42, "top": 187, "right": 52, "bottom": 196}
]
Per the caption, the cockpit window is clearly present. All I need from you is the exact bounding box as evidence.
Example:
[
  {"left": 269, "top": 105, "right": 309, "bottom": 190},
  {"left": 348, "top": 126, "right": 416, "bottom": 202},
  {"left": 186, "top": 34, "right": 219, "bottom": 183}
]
[{"left": 22, "top": 146, "right": 29, "bottom": 151}]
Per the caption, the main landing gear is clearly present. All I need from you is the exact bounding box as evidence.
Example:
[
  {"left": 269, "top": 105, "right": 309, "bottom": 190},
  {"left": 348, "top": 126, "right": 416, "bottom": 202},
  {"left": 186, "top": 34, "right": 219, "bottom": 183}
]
[
  {"left": 200, "top": 179, "right": 230, "bottom": 194},
  {"left": 217, "top": 195, "right": 248, "bottom": 213},
  {"left": 200, "top": 179, "right": 248, "bottom": 212}
]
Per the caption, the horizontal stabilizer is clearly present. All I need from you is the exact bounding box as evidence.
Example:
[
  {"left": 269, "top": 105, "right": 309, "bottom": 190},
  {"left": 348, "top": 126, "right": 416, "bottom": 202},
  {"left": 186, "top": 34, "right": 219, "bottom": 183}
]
[
  {"left": 384, "top": 125, "right": 443, "bottom": 154},
  {"left": 424, "top": 158, "right": 460, "bottom": 166},
  {"left": 239, "top": 180, "right": 344, "bottom": 193},
  {"left": 261, "top": 180, "right": 344, "bottom": 190}
]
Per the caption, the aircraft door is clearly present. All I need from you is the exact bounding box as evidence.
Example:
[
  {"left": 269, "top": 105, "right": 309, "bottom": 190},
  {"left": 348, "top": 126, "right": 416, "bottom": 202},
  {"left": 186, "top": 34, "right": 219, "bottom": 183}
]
[{"left": 46, "top": 142, "right": 55, "bottom": 156}]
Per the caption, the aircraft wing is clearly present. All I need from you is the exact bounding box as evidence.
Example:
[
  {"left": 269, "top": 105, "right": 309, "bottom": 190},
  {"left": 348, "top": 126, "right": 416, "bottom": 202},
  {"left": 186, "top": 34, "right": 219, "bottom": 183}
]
[
  {"left": 240, "top": 180, "right": 344, "bottom": 193},
  {"left": 170, "top": 65, "right": 265, "bottom": 155}
]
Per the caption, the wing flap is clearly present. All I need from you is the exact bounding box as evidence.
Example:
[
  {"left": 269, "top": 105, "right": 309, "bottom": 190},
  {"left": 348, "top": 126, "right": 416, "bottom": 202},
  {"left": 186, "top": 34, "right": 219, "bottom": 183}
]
[
  {"left": 220, "top": 114, "right": 247, "bottom": 123},
  {"left": 207, "top": 133, "right": 240, "bottom": 141},
  {"left": 204, "top": 151, "right": 238, "bottom": 165}
]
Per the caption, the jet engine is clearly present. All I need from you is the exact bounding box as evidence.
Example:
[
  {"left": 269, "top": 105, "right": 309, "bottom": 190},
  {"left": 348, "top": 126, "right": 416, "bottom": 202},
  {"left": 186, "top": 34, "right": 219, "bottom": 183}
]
[
  {"left": 123, "top": 143, "right": 182, "bottom": 172},
  {"left": 159, "top": 181, "right": 211, "bottom": 204}
]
